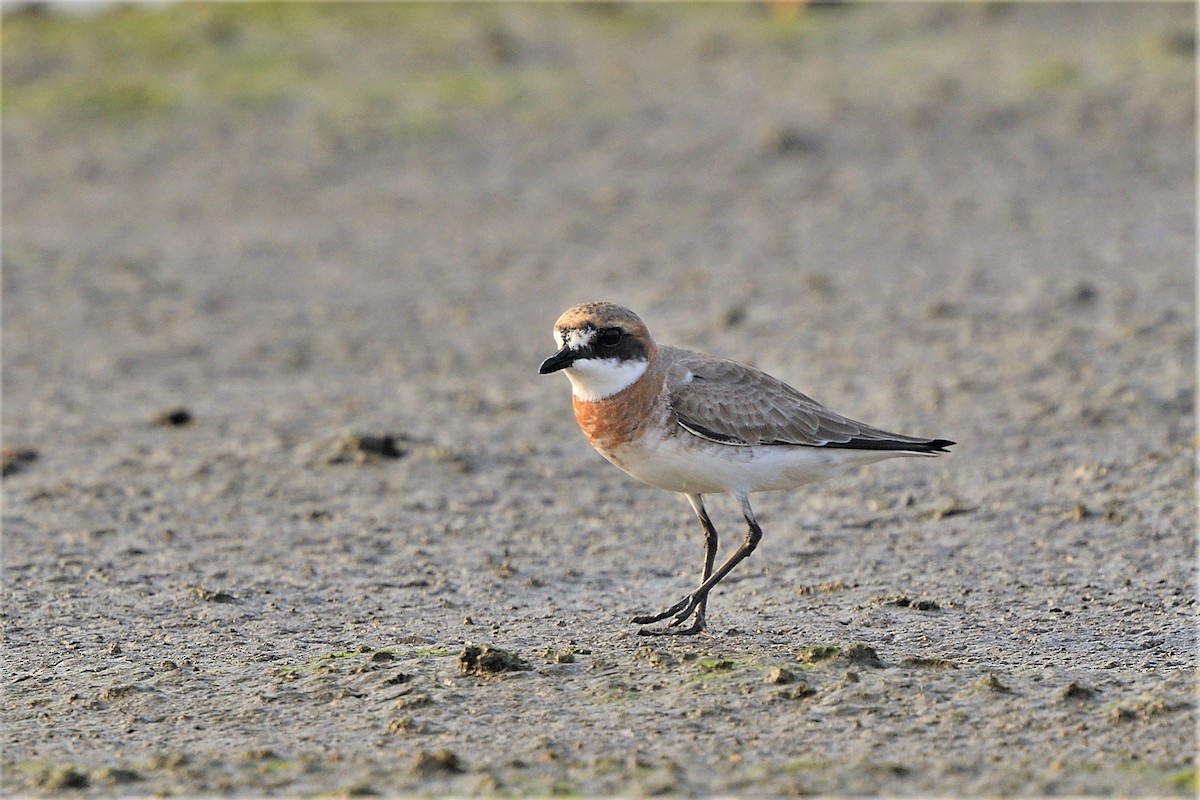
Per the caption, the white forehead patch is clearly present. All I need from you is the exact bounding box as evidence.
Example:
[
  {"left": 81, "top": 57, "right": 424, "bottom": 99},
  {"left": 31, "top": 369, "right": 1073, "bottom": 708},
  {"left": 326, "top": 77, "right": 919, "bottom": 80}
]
[
  {"left": 564, "top": 357, "right": 648, "bottom": 402},
  {"left": 555, "top": 327, "right": 596, "bottom": 350}
]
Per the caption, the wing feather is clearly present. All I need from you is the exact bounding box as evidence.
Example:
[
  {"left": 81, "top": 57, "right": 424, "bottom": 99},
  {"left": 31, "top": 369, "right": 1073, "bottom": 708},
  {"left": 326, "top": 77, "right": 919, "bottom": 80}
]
[{"left": 663, "top": 346, "right": 951, "bottom": 452}]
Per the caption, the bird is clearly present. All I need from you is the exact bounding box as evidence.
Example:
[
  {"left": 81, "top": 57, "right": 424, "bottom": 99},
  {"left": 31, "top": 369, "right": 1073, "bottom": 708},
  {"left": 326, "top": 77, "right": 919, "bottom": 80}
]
[{"left": 539, "top": 301, "right": 954, "bottom": 636}]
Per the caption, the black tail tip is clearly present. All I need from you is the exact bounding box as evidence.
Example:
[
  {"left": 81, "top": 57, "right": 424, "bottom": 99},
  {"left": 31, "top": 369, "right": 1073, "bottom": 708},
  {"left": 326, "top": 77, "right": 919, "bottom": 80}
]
[{"left": 927, "top": 439, "right": 955, "bottom": 453}]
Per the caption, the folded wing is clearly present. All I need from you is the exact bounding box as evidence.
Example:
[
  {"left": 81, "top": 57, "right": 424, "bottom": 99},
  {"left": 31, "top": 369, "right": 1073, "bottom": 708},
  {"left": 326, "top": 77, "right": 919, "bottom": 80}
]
[{"left": 663, "top": 346, "right": 953, "bottom": 453}]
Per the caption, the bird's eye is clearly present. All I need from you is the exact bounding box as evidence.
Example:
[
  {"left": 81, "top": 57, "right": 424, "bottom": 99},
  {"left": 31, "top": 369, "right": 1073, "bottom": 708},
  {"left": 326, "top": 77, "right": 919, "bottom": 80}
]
[{"left": 597, "top": 328, "right": 623, "bottom": 348}]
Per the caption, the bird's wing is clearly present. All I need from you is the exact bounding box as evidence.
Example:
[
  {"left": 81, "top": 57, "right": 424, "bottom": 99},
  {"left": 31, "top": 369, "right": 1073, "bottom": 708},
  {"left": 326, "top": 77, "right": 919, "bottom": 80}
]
[{"left": 662, "top": 346, "right": 950, "bottom": 451}]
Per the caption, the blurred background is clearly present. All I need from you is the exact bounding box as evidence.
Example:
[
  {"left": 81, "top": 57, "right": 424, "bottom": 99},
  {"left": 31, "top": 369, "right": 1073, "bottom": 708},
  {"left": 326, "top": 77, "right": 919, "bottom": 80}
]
[
  {"left": 4, "top": 2, "right": 1192, "bottom": 435},
  {"left": 2, "top": 3, "right": 1195, "bottom": 796}
]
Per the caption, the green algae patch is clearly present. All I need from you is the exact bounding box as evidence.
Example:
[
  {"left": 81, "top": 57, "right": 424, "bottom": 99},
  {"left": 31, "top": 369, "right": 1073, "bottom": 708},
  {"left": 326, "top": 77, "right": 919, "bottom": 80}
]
[
  {"left": 457, "top": 644, "right": 530, "bottom": 676},
  {"left": 539, "top": 646, "right": 578, "bottom": 664},
  {"left": 1169, "top": 767, "right": 1198, "bottom": 793},
  {"left": 798, "top": 642, "right": 882, "bottom": 668},
  {"left": 686, "top": 656, "right": 755, "bottom": 683},
  {"left": 2, "top": 3, "right": 573, "bottom": 134},
  {"left": 412, "top": 646, "right": 452, "bottom": 657},
  {"left": 797, "top": 644, "right": 842, "bottom": 665},
  {"left": 278, "top": 646, "right": 421, "bottom": 680}
]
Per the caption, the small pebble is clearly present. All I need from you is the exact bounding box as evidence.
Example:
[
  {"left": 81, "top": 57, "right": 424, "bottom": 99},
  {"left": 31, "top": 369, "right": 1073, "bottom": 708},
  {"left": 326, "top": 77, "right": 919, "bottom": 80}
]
[{"left": 154, "top": 407, "right": 193, "bottom": 426}]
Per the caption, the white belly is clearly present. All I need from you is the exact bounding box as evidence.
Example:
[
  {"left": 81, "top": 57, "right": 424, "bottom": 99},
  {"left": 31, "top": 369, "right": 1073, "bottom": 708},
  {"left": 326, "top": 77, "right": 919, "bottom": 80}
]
[{"left": 598, "top": 431, "right": 915, "bottom": 495}]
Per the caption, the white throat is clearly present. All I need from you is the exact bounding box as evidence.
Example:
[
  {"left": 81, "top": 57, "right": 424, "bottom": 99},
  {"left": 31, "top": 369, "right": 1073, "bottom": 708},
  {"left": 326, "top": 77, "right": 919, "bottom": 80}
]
[{"left": 564, "top": 357, "right": 648, "bottom": 402}]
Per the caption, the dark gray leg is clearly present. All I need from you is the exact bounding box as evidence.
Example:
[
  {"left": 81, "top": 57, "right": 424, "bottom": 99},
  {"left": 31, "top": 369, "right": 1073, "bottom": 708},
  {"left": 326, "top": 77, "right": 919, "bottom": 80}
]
[
  {"left": 631, "top": 494, "right": 717, "bottom": 633},
  {"left": 634, "top": 493, "right": 761, "bottom": 636}
]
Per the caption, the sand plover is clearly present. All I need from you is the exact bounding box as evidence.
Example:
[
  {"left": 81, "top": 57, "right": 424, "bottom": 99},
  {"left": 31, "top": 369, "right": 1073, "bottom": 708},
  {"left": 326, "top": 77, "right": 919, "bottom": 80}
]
[{"left": 540, "top": 302, "right": 954, "bottom": 636}]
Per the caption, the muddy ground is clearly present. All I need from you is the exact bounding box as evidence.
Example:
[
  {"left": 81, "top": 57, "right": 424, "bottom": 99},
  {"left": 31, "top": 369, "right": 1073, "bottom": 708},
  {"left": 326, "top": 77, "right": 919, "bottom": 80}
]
[{"left": 2, "top": 3, "right": 1196, "bottom": 796}]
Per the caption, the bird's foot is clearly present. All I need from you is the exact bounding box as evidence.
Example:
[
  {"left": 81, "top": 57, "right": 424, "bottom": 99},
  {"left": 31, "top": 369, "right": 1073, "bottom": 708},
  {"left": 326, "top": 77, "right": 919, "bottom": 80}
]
[
  {"left": 631, "top": 594, "right": 691, "bottom": 625},
  {"left": 635, "top": 615, "right": 706, "bottom": 636},
  {"left": 632, "top": 594, "right": 707, "bottom": 636}
]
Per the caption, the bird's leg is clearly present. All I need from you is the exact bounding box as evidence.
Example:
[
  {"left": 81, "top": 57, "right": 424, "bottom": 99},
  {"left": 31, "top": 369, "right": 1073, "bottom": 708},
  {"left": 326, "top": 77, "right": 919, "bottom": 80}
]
[
  {"left": 635, "top": 493, "right": 762, "bottom": 636},
  {"left": 631, "top": 494, "right": 718, "bottom": 632},
  {"left": 686, "top": 494, "right": 720, "bottom": 631}
]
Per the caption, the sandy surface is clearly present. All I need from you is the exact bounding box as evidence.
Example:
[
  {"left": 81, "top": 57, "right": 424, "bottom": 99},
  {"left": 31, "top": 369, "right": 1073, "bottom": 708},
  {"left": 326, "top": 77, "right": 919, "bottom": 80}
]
[{"left": 2, "top": 3, "right": 1196, "bottom": 796}]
